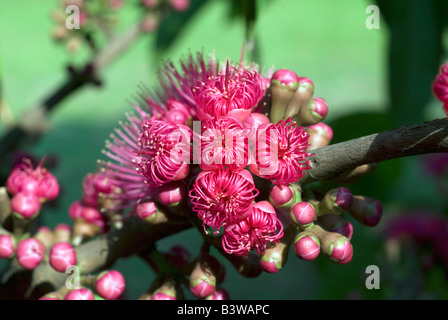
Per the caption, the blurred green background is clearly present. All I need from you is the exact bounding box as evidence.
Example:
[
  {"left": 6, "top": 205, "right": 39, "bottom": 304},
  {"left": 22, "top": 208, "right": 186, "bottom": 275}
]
[{"left": 0, "top": 0, "right": 447, "bottom": 299}]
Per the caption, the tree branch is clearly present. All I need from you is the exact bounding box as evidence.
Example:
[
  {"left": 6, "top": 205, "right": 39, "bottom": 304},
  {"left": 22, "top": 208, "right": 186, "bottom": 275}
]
[{"left": 301, "top": 118, "right": 448, "bottom": 184}]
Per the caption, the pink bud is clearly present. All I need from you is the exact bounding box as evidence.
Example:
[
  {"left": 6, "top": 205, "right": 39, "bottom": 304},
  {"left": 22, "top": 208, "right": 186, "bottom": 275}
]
[
  {"left": 65, "top": 288, "right": 95, "bottom": 300},
  {"left": 0, "top": 234, "right": 15, "bottom": 259},
  {"left": 271, "top": 69, "right": 300, "bottom": 86},
  {"left": 157, "top": 181, "right": 187, "bottom": 206},
  {"left": 49, "top": 242, "right": 77, "bottom": 272},
  {"left": 17, "top": 238, "right": 46, "bottom": 269},
  {"left": 269, "top": 184, "right": 296, "bottom": 209},
  {"left": 68, "top": 201, "right": 83, "bottom": 220},
  {"left": 290, "top": 202, "right": 316, "bottom": 228},
  {"left": 190, "top": 281, "right": 215, "bottom": 298},
  {"left": 81, "top": 206, "right": 103, "bottom": 224},
  {"left": 293, "top": 233, "right": 320, "bottom": 261},
  {"left": 312, "top": 97, "right": 328, "bottom": 120},
  {"left": 11, "top": 192, "right": 41, "bottom": 219},
  {"left": 136, "top": 199, "right": 157, "bottom": 220},
  {"left": 335, "top": 187, "right": 353, "bottom": 210},
  {"left": 95, "top": 270, "right": 126, "bottom": 300},
  {"left": 327, "top": 236, "right": 353, "bottom": 264}
]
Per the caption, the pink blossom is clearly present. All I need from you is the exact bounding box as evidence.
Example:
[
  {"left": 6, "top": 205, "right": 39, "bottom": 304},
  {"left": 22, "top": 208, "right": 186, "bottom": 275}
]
[
  {"left": 49, "top": 242, "right": 77, "bottom": 273},
  {"left": 95, "top": 270, "right": 126, "bottom": 300},
  {"left": 134, "top": 120, "right": 191, "bottom": 187},
  {"left": 222, "top": 201, "right": 284, "bottom": 256},
  {"left": 10, "top": 192, "right": 42, "bottom": 219},
  {"left": 196, "top": 116, "right": 250, "bottom": 171},
  {"left": 6, "top": 157, "right": 59, "bottom": 201},
  {"left": 0, "top": 234, "right": 15, "bottom": 259},
  {"left": 65, "top": 288, "right": 95, "bottom": 300},
  {"left": 192, "top": 62, "right": 266, "bottom": 122},
  {"left": 16, "top": 238, "right": 46, "bottom": 270},
  {"left": 189, "top": 169, "right": 259, "bottom": 231},
  {"left": 249, "top": 118, "right": 311, "bottom": 185}
]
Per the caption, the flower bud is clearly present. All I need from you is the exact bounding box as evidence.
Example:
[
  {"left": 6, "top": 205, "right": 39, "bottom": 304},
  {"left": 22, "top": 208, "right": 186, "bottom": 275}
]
[
  {"left": 65, "top": 288, "right": 95, "bottom": 300},
  {"left": 317, "top": 214, "right": 353, "bottom": 240},
  {"left": 269, "top": 184, "right": 301, "bottom": 210},
  {"left": 39, "top": 292, "right": 63, "bottom": 300},
  {"left": 16, "top": 238, "right": 46, "bottom": 269},
  {"left": 53, "top": 223, "right": 72, "bottom": 243},
  {"left": 295, "top": 97, "right": 328, "bottom": 127},
  {"left": 189, "top": 257, "right": 219, "bottom": 298},
  {"left": 11, "top": 192, "right": 41, "bottom": 219},
  {"left": 136, "top": 198, "right": 168, "bottom": 224},
  {"left": 259, "top": 226, "right": 295, "bottom": 273},
  {"left": 0, "top": 234, "right": 15, "bottom": 259},
  {"left": 283, "top": 77, "right": 315, "bottom": 120},
  {"left": 68, "top": 201, "right": 83, "bottom": 220},
  {"left": 157, "top": 180, "right": 187, "bottom": 207},
  {"left": 95, "top": 270, "right": 126, "bottom": 300},
  {"left": 49, "top": 242, "right": 77, "bottom": 273},
  {"left": 306, "top": 122, "right": 333, "bottom": 151},
  {"left": 269, "top": 69, "right": 300, "bottom": 123},
  {"left": 311, "top": 225, "right": 353, "bottom": 264},
  {"left": 293, "top": 232, "right": 320, "bottom": 261},
  {"left": 289, "top": 201, "right": 316, "bottom": 229},
  {"left": 150, "top": 278, "right": 180, "bottom": 300},
  {"left": 315, "top": 187, "right": 353, "bottom": 217},
  {"left": 346, "top": 196, "right": 382, "bottom": 227}
]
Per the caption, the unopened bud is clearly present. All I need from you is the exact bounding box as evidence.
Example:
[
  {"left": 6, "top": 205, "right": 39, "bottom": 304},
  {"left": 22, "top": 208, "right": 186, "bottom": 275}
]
[
  {"left": 136, "top": 198, "right": 168, "bottom": 224},
  {"left": 317, "top": 214, "right": 354, "bottom": 239},
  {"left": 306, "top": 122, "right": 333, "bottom": 151},
  {"left": 49, "top": 242, "right": 77, "bottom": 273},
  {"left": 16, "top": 238, "right": 46, "bottom": 269},
  {"left": 295, "top": 97, "right": 328, "bottom": 127},
  {"left": 157, "top": 180, "right": 187, "bottom": 207},
  {"left": 311, "top": 224, "right": 353, "bottom": 264},
  {"left": 269, "top": 184, "right": 301, "bottom": 210},
  {"left": 189, "top": 256, "right": 219, "bottom": 298},
  {"left": 65, "top": 288, "right": 95, "bottom": 300},
  {"left": 293, "top": 231, "right": 321, "bottom": 261},
  {"left": 205, "top": 288, "right": 229, "bottom": 300},
  {"left": 315, "top": 187, "right": 353, "bottom": 217},
  {"left": 0, "top": 234, "right": 15, "bottom": 259},
  {"left": 95, "top": 270, "right": 126, "bottom": 300},
  {"left": 283, "top": 77, "right": 315, "bottom": 120},
  {"left": 289, "top": 201, "right": 316, "bottom": 229},
  {"left": 11, "top": 192, "right": 41, "bottom": 219},
  {"left": 269, "top": 69, "right": 300, "bottom": 123},
  {"left": 347, "top": 196, "right": 382, "bottom": 227}
]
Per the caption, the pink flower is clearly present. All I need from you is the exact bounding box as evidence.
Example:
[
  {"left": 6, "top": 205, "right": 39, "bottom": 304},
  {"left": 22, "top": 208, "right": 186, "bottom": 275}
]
[
  {"left": 192, "top": 62, "right": 266, "bottom": 122},
  {"left": 222, "top": 201, "right": 284, "bottom": 256},
  {"left": 433, "top": 61, "right": 448, "bottom": 116},
  {"left": 189, "top": 169, "right": 259, "bottom": 231},
  {"left": 6, "top": 157, "right": 59, "bottom": 201},
  {"left": 196, "top": 116, "right": 250, "bottom": 171},
  {"left": 249, "top": 118, "right": 311, "bottom": 185},
  {"left": 134, "top": 120, "right": 191, "bottom": 187}
]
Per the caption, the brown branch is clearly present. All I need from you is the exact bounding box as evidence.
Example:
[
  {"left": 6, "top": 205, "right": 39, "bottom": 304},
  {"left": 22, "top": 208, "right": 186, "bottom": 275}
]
[{"left": 301, "top": 118, "right": 448, "bottom": 184}]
